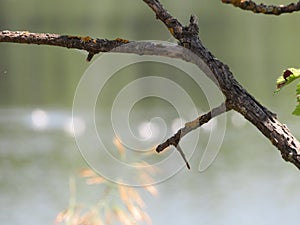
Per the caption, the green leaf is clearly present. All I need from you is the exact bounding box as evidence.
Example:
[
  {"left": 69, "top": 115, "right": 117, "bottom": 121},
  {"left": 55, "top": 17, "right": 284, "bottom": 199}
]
[
  {"left": 275, "top": 68, "right": 300, "bottom": 93},
  {"left": 292, "top": 105, "right": 300, "bottom": 115},
  {"left": 275, "top": 68, "right": 300, "bottom": 116},
  {"left": 296, "top": 82, "right": 300, "bottom": 95},
  {"left": 292, "top": 83, "right": 300, "bottom": 115}
]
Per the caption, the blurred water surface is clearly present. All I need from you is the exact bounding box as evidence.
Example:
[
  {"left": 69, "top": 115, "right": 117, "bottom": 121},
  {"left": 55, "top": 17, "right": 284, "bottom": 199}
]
[{"left": 1, "top": 0, "right": 300, "bottom": 224}]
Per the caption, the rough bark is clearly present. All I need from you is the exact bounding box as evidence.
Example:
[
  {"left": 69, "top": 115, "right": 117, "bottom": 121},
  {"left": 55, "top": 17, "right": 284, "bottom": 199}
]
[
  {"left": 221, "top": 0, "right": 300, "bottom": 15},
  {"left": 0, "top": 30, "right": 129, "bottom": 61},
  {"left": 143, "top": 0, "right": 300, "bottom": 169},
  {"left": 1, "top": 0, "right": 300, "bottom": 169}
]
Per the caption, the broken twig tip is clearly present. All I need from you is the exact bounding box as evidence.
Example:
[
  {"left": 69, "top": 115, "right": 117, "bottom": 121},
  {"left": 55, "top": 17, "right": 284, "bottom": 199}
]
[
  {"left": 86, "top": 52, "right": 94, "bottom": 62},
  {"left": 156, "top": 144, "right": 163, "bottom": 153},
  {"left": 186, "top": 161, "right": 191, "bottom": 170},
  {"left": 176, "top": 144, "right": 190, "bottom": 170}
]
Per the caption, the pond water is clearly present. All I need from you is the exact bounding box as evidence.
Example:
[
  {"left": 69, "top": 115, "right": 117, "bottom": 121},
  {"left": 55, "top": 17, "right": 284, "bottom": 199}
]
[
  {"left": 1, "top": 107, "right": 300, "bottom": 225},
  {"left": 2, "top": 0, "right": 300, "bottom": 224}
]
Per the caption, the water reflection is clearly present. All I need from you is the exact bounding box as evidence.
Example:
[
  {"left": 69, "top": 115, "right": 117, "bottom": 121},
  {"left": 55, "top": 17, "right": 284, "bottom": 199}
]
[
  {"left": 1, "top": 0, "right": 300, "bottom": 223},
  {"left": 29, "top": 108, "right": 86, "bottom": 137},
  {"left": 31, "top": 109, "right": 49, "bottom": 130},
  {"left": 1, "top": 108, "right": 300, "bottom": 225},
  {"left": 63, "top": 117, "right": 86, "bottom": 137}
]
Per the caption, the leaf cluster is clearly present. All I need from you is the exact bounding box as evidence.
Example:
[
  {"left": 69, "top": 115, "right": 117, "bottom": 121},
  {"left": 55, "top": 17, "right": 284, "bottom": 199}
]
[{"left": 275, "top": 68, "right": 300, "bottom": 115}]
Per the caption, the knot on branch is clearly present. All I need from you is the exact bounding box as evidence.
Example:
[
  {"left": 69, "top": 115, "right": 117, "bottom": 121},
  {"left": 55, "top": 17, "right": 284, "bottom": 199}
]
[{"left": 184, "top": 15, "right": 199, "bottom": 36}]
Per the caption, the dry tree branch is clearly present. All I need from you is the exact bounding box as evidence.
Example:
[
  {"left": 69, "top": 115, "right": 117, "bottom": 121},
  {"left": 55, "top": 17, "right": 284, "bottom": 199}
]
[
  {"left": 221, "top": 0, "right": 300, "bottom": 15},
  {"left": 0, "top": 30, "right": 130, "bottom": 61},
  {"left": 157, "top": 102, "right": 229, "bottom": 169},
  {"left": 1, "top": 0, "right": 300, "bottom": 169},
  {"left": 142, "top": 0, "right": 300, "bottom": 169},
  {"left": 0, "top": 30, "right": 227, "bottom": 168},
  {"left": 156, "top": 102, "right": 228, "bottom": 153}
]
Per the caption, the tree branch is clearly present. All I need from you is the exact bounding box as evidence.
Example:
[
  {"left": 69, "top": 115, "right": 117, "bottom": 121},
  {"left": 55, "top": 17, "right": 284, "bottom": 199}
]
[
  {"left": 221, "top": 0, "right": 300, "bottom": 15},
  {"left": 156, "top": 102, "right": 229, "bottom": 169},
  {"left": 143, "top": 0, "right": 300, "bottom": 169},
  {"left": 0, "top": 29, "right": 221, "bottom": 169},
  {"left": 0, "top": 30, "right": 130, "bottom": 61},
  {"left": 1, "top": 1, "right": 300, "bottom": 170},
  {"left": 156, "top": 102, "right": 228, "bottom": 153}
]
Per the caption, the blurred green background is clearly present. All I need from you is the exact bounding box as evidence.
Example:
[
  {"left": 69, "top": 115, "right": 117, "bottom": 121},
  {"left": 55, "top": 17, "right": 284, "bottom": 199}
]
[{"left": 1, "top": 0, "right": 300, "bottom": 225}]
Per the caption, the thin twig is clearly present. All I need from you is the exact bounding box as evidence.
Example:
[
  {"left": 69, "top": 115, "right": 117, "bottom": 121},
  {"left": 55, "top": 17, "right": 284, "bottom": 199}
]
[
  {"left": 176, "top": 144, "right": 191, "bottom": 169},
  {"left": 221, "top": 0, "right": 300, "bottom": 15},
  {"left": 1, "top": 1, "right": 300, "bottom": 169},
  {"left": 143, "top": 0, "right": 300, "bottom": 170},
  {"left": 156, "top": 102, "right": 228, "bottom": 153}
]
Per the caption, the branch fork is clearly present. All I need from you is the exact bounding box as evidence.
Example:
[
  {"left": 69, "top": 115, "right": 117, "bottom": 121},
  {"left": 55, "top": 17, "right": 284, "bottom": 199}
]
[
  {"left": 143, "top": 0, "right": 300, "bottom": 170},
  {"left": 1, "top": 0, "right": 300, "bottom": 170},
  {"left": 156, "top": 102, "right": 228, "bottom": 169}
]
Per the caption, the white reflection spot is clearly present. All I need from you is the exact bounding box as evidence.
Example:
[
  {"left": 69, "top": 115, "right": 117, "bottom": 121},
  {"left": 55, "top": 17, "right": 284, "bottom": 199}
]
[
  {"left": 64, "top": 117, "right": 86, "bottom": 137},
  {"left": 138, "top": 121, "right": 160, "bottom": 140},
  {"left": 31, "top": 109, "right": 49, "bottom": 130}
]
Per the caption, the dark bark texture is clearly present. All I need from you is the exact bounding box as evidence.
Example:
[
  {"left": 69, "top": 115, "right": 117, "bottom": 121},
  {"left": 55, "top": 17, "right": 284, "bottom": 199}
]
[
  {"left": 222, "top": 0, "right": 300, "bottom": 15},
  {"left": 143, "top": 0, "right": 300, "bottom": 169},
  {"left": 1, "top": 0, "right": 300, "bottom": 170}
]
